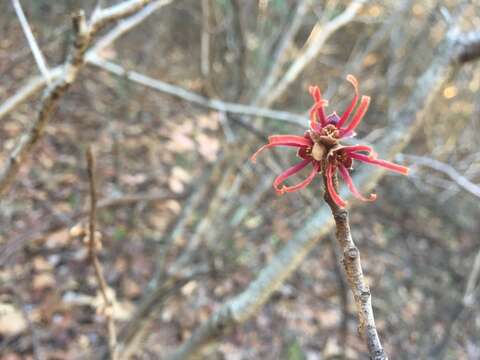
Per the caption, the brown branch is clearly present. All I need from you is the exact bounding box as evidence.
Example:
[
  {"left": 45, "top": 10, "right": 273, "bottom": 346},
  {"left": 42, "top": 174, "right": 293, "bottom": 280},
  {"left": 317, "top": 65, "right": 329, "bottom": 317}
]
[
  {"left": 263, "top": 0, "right": 367, "bottom": 107},
  {"left": 0, "top": 0, "right": 174, "bottom": 121},
  {"left": 322, "top": 173, "right": 387, "bottom": 360},
  {"left": 86, "top": 146, "right": 117, "bottom": 360},
  {"left": 0, "top": 0, "right": 160, "bottom": 195},
  {"left": 254, "top": 0, "right": 310, "bottom": 105},
  {"left": 0, "top": 189, "right": 187, "bottom": 268}
]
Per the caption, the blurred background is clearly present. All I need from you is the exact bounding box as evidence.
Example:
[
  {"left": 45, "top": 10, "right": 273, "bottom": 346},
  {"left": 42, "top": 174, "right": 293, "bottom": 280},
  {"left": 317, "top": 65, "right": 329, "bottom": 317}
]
[{"left": 1, "top": 0, "right": 479, "bottom": 359}]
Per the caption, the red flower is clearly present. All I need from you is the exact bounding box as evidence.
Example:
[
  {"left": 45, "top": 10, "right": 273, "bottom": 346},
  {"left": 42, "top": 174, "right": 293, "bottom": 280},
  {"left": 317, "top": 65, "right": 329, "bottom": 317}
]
[{"left": 251, "top": 75, "right": 409, "bottom": 207}]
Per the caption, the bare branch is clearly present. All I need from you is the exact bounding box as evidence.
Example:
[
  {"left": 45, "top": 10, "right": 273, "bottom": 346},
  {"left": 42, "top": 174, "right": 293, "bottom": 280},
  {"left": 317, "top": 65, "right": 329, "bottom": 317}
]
[
  {"left": 11, "top": 0, "right": 51, "bottom": 82},
  {"left": 263, "top": 0, "right": 367, "bottom": 106},
  {"left": 0, "top": 190, "right": 187, "bottom": 268},
  {"left": 0, "top": 0, "right": 163, "bottom": 196},
  {"left": 86, "top": 146, "right": 117, "bottom": 360},
  {"left": 323, "top": 172, "right": 387, "bottom": 359},
  {"left": 166, "top": 23, "right": 480, "bottom": 360},
  {"left": 86, "top": 55, "right": 306, "bottom": 125},
  {"left": 400, "top": 154, "right": 480, "bottom": 199},
  {"left": 0, "top": 0, "right": 173, "bottom": 121},
  {"left": 254, "top": 0, "right": 310, "bottom": 105},
  {"left": 200, "top": 0, "right": 212, "bottom": 80}
]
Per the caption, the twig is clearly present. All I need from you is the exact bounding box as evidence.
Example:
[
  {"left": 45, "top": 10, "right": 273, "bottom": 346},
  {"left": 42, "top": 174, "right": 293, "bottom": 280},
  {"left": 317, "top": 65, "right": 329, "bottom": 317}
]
[
  {"left": 166, "top": 23, "right": 480, "bottom": 360},
  {"left": 254, "top": 0, "right": 310, "bottom": 105},
  {"left": 11, "top": 0, "right": 51, "bottom": 83},
  {"left": 263, "top": 0, "right": 367, "bottom": 106},
  {"left": 322, "top": 172, "right": 387, "bottom": 359},
  {"left": 0, "top": 0, "right": 159, "bottom": 196},
  {"left": 86, "top": 55, "right": 306, "bottom": 125},
  {"left": 0, "top": 0, "right": 173, "bottom": 121},
  {"left": 200, "top": 0, "right": 213, "bottom": 93},
  {"left": 1, "top": 189, "right": 188, "bottom": 268},
  {"left": 428, "top": 247, "right": 480, "bottom": 359},
  {"left": 326, "top": 234, "right": 349, "bottom": 353},
  {"left": 400, "top": 154, "right": 480, "bottom": 199},
  {"left": 111, "top": 166, "right": 215, "bottom": 358},
  {"left": 86, "top": 146, "right": 117, "bottom": 360},
  {"left": 228, "top": 0, "right": 246, "bottom": 100}
]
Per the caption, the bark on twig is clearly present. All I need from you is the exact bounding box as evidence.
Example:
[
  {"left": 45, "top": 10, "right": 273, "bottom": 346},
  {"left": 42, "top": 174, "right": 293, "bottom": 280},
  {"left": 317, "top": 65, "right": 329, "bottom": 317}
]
[
  {"left": 323, "top": 173, "right": 387, "bottom": 359},
  {"left": 86, "top": 147, "right": 118, "bottom": 360}
]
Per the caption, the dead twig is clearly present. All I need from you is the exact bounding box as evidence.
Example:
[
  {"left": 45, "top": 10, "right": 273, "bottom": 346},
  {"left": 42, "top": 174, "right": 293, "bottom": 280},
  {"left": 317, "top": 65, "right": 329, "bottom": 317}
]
[
  {"left": 400, "top": 154, "right": 480, "bottom": 199},
  {"left": 86, "top": 146, "right": 117, "bottom": 360},
  {"left": 0, "top": 0, "right": 160, "bottom": 196},
  {"left": 86, "top": 55, "right": 306, "bottom": 126},
  {"left": 263, "top": 0, "right": 367, "bottom": 106}
]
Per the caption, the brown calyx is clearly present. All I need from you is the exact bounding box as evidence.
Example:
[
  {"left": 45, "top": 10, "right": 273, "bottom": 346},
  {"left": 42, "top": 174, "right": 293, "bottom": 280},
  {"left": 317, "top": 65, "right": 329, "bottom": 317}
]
[{"left": 308, "top": 125, "right": 341, "bottom": 161}]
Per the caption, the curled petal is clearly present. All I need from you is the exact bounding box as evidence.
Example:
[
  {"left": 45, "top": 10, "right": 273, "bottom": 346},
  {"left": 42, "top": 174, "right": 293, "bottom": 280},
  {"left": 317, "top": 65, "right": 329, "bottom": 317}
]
[
  {"left": 326, "top": 162, "right": 347, "bottom": 207},
  {"left": 341, "top": 144, "right": 374, "bottom": 154},
  {"left": 349, "top": 153, "right": 409, "bottom": 175},
  {"left": 251, "top": 135, "right": 312, "bottom": 162},
  {"left": 338, "top": 164, "right": 376, "bottom": 202},
  {"left": 309, "top": 99, "right": 329, "bottom": 130},
  {"left": 337, "top": 74, "right": 359, "bottom": 128},
  {"left": 277, "top": 162, "right": 320, "bottom": 195},
  {"left": 273, "top": 159, "right": 312, "bottom": 194},
  {"left": 309, "top": 86, "right": 328, "bottom": 127},
  {"left": 340, "top": 95, "right": 370, "bottom": 137}
]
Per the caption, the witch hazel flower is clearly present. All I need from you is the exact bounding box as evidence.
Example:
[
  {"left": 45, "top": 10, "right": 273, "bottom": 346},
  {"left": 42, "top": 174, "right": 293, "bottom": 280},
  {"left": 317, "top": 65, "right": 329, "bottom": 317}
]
[{"left": 251, "top": 75, "right": 409, "bottom": 207}]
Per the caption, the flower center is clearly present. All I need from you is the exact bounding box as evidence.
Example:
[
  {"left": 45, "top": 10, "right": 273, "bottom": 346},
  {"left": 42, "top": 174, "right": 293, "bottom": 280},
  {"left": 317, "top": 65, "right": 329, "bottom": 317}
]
[{"left": 308, "top": 124, "right": 341, "bottom": 161}]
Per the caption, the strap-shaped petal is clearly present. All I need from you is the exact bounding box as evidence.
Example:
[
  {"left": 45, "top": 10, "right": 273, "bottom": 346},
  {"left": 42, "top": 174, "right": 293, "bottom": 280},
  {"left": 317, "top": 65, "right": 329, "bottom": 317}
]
[
  {"left": 337, "top": 74, "right": 359, "bottom": 128},
  {"left": 340, "top": 95, "right": 370, "bottom": 137},
  {"left": 326, "top": 162, "right": 347, "bottom": 207},
  {"left": 276, "top": 161, "right": 320, "bottom": 195},
  {"left": 268, "top": 135, "right": 312, "bottom": 146},
  {"left": 309, "top": 86, "right": 328, "bottom": 128},
  {"left": 273, "top": 159, "right": 312, "bottom": 194},
  {"left": 349, "top": 153, "right": 409, "bottom": 175},
  {"left": 338, "top": 164, "right": 376, "bottom": 202},
  {"left": 341, "top": 144, "right": 376, "bottom": 156},
  {"left": 251, "top": 135, "right": 312, "bottom": 162}
]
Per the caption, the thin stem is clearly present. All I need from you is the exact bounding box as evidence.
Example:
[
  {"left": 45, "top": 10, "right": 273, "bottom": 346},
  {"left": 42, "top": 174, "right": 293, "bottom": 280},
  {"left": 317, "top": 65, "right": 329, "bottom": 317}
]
[
  {"left": 322, "top": 171, "right": 387, "bottom": 360},
  {"left": 86, "top": 146, "right": 118, "bottom": 360}
]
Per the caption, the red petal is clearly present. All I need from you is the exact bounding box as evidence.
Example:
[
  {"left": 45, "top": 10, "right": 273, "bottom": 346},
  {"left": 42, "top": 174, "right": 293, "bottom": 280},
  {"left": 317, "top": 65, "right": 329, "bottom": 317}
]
[
  {"left": 349, "top": 153, "right": 409, "bottom": 175},
  {"left": 273, "top": 159, "right": 312, "bottom": 194},
  {"left": 338, "top": 164, "right": 376, "bottom": 202},
  {"left": 268, "top": 135, "right": 312, "bottom": 146},
  {"left": 326, "top": 162, "right": 347, "bottom": 207},
  {"left": 341, "top": 145, "right": 374, "bottom": 154},
  {"left": 251, "top": 135, "right": 312, "bottom": 162},
  {"left": 340, "top": 95, "right": 370, "bottom": 137},
  {"left": 309, "top": 86, "right": 328, "bottom": 127},
  {"left": 309, "top": 99, "right": 328, "bottom": 130},
  {"left": 277, "top": 162, "right": 319, "bottom": 194},
  {"left": 337, "top": 74, "right": 359, "bottom": 128}
]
